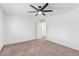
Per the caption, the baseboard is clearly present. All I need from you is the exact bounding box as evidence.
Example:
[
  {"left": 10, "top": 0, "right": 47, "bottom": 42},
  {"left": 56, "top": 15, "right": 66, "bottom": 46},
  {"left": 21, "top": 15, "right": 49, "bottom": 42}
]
[
  {"left": 4, "top": 39, "right": 33, "bottom": 46},
  {"left": 47, "top": 37, "right": 79, "bottom": 51},
  {"left": 0, "top": 45, "right": 4, "bottom": 50}
]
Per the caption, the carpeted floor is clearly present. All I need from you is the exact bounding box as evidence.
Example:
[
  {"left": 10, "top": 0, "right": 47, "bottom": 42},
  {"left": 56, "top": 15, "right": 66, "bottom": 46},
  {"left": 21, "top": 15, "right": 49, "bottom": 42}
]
[{"left": 0, "top": 39, "right": 79, "bottom": 56}]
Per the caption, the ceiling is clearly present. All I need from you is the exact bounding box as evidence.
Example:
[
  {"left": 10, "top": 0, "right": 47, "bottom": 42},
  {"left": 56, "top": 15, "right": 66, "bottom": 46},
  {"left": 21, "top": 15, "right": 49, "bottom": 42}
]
[{"left": 0, "top": 3, "right": 79, "bottom": 18}]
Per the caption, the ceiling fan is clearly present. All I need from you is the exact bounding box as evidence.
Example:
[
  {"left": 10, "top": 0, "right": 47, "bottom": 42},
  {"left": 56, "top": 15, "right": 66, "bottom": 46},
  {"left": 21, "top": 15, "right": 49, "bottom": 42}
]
[{"left": 28, "top": 3, "right": 53, "bottom": 16}]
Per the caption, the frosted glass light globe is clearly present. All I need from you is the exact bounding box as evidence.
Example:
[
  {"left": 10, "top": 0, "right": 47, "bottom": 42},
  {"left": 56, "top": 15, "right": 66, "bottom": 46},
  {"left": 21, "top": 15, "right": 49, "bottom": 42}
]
[{"left": 38, "top": 11, "right": 42, "bottom": 15}]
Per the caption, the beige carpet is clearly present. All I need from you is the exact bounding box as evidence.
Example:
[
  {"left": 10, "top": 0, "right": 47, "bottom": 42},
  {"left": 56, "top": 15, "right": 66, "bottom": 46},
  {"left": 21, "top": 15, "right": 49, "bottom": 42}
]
[{"left": 0, "top": 39, "right": 79, "bottom": 56}]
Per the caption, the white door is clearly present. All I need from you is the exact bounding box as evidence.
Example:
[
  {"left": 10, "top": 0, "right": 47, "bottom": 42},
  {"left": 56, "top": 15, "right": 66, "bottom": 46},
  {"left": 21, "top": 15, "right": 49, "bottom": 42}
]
[{"left": 37, "top": 20, "right": 47, "bottom": 39}]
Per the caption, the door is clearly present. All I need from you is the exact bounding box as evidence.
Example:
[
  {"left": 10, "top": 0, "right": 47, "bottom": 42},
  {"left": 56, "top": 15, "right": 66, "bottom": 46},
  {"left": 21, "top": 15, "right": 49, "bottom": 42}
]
[{"left": 36, "top": 19, "right": 47, "bottom": 39}]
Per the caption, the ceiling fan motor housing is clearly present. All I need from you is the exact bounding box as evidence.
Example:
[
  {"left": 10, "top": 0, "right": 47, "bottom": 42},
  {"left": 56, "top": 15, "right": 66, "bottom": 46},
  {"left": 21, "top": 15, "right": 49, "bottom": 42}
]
[{"left": 39, "top": 6, "right": 41, "bottom": 9}]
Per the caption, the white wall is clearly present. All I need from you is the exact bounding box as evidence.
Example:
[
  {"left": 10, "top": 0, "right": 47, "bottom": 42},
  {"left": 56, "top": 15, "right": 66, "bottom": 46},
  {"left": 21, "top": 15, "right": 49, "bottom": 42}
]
[
  {"left": 47, "top": 8, "right": 79, "bottom": 50},
  {"left": 2, "top": 6, "right": 79, "bottom": 51},
  {"left": 4, "top": 14, "right": 35, "bottom": 44},
  {"left": 0, "top": 8, "right": 4, "bottom": 50}
]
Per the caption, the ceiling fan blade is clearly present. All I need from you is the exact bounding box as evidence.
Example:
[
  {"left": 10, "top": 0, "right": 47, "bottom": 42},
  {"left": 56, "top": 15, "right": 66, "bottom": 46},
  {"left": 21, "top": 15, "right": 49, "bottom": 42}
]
[
  {"left": 28, "top": 11, "right": 38, "bottom": 13},
  {"left": 30, "top": 5, "right": 39, "bottom": 11},
  {"left": 40, "top": 3, "right": 49, "bottom": 10},
  {"left": 35, "top": 13, "right": 38, "bottom": 16},
  {"left": 42, "top": 10, "right": 53, "bottom": 12},
  {"left": 42, "top": 13, "right": 46, "bottom": 16}
]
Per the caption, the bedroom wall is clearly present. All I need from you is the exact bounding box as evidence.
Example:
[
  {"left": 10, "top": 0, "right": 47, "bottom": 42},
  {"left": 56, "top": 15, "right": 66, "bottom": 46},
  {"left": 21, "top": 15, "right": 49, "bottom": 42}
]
[
  {"left": 4, "top": 14, "right": 35, "bottom": 44},
  {"left": 47, "top": 8, "right": 79, "bottom": 50},
  {"left": 0, "top": 8, "right": 4, "bottom": 50}
]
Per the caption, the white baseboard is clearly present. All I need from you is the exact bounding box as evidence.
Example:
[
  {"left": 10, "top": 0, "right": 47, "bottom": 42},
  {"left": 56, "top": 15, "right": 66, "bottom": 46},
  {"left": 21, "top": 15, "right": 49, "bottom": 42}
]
[
  {"left": 47, "top": 37, "right": 79, "bottom": 51},
  {"left": 4, "top": 38, "right": 33, "bottom": 45},
  {"left": 0, "top": 45, "right": 4, "bottom": 50}
]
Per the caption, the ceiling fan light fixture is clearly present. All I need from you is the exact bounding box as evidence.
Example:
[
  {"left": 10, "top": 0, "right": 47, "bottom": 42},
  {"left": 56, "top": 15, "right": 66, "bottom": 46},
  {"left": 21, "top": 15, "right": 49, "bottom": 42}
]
[{"left": 38, "top": 11, "right": 42, "bottom": 15}]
